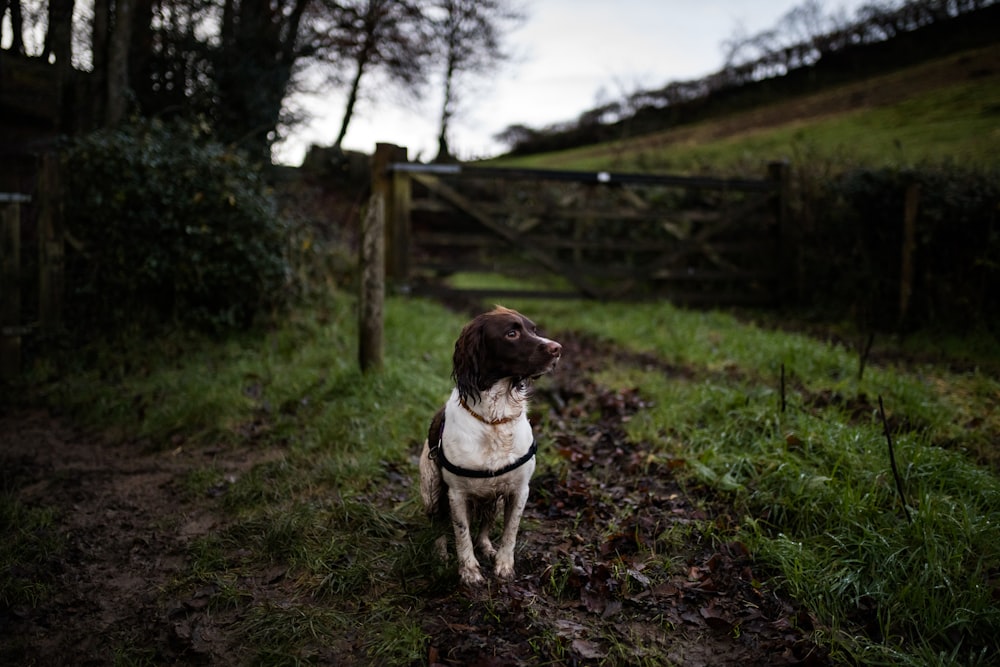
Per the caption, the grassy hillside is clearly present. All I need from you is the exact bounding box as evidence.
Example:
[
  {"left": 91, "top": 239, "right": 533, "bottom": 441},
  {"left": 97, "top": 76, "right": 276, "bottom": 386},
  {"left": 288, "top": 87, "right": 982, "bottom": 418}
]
[{"left": 493, "top": 44, "right": 1000, "bottom": 174}]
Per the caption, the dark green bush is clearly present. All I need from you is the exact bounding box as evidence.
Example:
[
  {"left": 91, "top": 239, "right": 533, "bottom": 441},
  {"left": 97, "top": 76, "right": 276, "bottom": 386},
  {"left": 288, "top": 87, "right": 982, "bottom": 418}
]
[
  {"left": 63, "top": 120, "right": 289, "bottom": 332},
  {"left": 794, "top": 163, "right": 1000, "bottom": 331}
]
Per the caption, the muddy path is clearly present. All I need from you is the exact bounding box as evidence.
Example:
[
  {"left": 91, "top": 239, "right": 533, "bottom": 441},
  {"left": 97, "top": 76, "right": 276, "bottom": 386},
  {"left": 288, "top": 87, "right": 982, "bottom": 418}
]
[
  {"left": 1, "top": 331, "right": 828, "bottom": 665},
  {"left": 414, "top": 331, "right": 827, "bottom": 666},
  {"left": 0, "top": 409, "right": 278, "bottom": 665}
]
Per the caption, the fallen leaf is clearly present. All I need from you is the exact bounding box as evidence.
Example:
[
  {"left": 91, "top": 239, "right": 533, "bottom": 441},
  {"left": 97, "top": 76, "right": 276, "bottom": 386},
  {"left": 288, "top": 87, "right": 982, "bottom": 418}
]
[
  {"left": 680, "top": 610, "right": 702, "bottom": 625},
  {"left": 600, "top": 599, "right": 622, "bottom": 619},
  {"left": 554, "top": 618, "right": 586, "bottom": 637},
  {"left": 627, "top": 567, "right": 651, "bottom": 588},
  {"left": 653, "top": 582, "right": 680, "bottom": 597},
  {"left": 785, "top": 432, "right": 804, "bottom": 447},
  {"left": 700, "top": 603, "right": 735, "bottom": 631},
  {"left": 572, "top": 638, "right": 605, "bottom": 659}
]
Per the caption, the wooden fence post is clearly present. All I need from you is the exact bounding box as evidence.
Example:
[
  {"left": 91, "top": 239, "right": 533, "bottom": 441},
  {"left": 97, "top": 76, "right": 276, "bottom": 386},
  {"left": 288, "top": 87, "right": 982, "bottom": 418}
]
[
  {"left": 359, "top": 145, "right": 392, "bottom": 372},
  {"left": 1, "top": 202, "right": 22, "bottom": 379},
  {"left": 38, "top": 152, "right": 65, "bottom": 334},
  {"left": 768, "top": 161, "right": 792, "bottom": 305},
  {"left": 899, "top": 183, "right": 920, "bottom": 328},
  {"left": 383, "top": 144, "right": 410, "bottom": 284}
]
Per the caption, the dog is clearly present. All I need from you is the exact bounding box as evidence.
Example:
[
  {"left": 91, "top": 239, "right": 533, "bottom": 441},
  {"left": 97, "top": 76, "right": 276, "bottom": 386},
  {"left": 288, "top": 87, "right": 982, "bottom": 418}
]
[{"left": 419, "top": 306, "right": 562, "bottom": 585}]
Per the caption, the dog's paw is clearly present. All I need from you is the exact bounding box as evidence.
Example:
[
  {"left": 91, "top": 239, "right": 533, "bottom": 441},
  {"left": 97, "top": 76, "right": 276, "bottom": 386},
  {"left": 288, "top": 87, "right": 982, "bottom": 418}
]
[
  {"left": 459, "top": 564, "right": 485, "bottom": 586},
  {"left": 434, "top": 536, "right": 448, "bottom": 561},
  {"left": 494, "top": 556, "right": 515, "bottom": 580},
  {"left": 476, "top": 539, "right": 497, "bottom": 559}
]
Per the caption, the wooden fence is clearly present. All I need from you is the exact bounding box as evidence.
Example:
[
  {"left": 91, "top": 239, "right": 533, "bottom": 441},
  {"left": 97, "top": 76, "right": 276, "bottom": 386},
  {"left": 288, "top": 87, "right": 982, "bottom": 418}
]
[
  {"left": 370, "top": 143, "right": 790, "bottom": 304},
  {"left": 358, "top": 142, "right": 790, "bottom": 370},
  {"left": 0, "top": 154, "right": 64, "bottom": 380}
]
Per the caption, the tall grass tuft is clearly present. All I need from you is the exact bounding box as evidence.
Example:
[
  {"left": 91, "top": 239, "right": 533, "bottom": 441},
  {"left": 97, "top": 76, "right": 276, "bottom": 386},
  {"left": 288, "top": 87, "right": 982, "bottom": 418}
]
[{"left": 525, "top": 299, "right": 1000, "bottom": 666}]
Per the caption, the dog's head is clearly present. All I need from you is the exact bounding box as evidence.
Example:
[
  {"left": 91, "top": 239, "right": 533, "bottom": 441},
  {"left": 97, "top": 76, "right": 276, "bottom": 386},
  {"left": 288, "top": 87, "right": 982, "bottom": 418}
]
[{"left": 452, "top": 306, "right": 562, "bottom": 403}]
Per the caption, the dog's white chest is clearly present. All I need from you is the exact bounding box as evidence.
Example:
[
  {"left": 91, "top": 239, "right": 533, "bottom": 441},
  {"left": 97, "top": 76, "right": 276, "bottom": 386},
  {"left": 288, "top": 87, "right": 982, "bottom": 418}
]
[{"left": 439, "top": 388, "right": 536, "bottom": 494}]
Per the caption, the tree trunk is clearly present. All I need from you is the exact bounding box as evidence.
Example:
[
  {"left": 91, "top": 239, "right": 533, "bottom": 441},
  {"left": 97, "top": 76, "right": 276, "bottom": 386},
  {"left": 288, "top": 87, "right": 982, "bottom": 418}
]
[
  {"left": 334, "top": 47, "right": 372, "bottom": 150},
  {"left": 107, "top": 0, "right": 134, "bottom": 126},
  {"left": 435, "top": 51, "right": 457, "bottom": 162},
  {"left": 43, "top": 0, "right": 74, "bottom": 76},
  {"left": 4, "top": 0, "right": 26, "bottom": 55},
  {"left": 212, "top": 0, "right": 309, "bottom": 161},
  {"left": 90, "top": 0, "right": 111, "bottom": 125},
  {"left": 128, "top": 0, "right": 154, "bottom": 113}
]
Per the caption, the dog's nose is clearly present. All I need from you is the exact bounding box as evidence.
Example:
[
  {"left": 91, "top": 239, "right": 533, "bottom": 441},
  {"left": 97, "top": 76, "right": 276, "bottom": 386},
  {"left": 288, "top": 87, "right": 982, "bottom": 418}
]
[{"left": 543, "top": 340, "right": 562, "bottom": 357}]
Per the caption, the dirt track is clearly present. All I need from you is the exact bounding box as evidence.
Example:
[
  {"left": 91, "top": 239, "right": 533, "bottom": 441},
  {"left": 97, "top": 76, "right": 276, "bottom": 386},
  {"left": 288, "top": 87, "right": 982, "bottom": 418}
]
[{"left": 1, "top": 409, "right": 280, "bottom": 664}]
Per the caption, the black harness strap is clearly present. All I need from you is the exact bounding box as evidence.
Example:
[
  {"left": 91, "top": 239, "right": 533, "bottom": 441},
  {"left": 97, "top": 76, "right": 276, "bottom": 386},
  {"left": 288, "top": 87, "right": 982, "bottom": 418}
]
[{"left": 432, "top": 416, "right": 537, "bottom": 479}]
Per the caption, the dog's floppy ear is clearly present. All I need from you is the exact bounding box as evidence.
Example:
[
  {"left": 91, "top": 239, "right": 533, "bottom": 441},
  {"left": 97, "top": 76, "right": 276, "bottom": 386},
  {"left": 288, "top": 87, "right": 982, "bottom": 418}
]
[{"left": 452, "top": 317, "right": 484, "bottom": 403}]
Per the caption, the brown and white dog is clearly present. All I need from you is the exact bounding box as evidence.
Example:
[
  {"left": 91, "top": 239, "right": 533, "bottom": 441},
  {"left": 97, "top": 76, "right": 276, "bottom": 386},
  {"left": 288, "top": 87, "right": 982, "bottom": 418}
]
[{"left": 419, "top": 306, "right": 562, "bottom": 585}]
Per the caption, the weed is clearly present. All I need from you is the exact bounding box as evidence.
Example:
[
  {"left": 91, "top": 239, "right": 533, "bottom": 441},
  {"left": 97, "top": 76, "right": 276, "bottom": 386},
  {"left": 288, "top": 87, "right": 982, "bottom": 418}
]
[
  {"left": 362, "top": 605, "right": 428, "bottom": 664},
  {"left": 111, "top": 645, "right": 159, "bottom": 667},
  {"left": 240, "top": 601, "right": 355, "bottom": 664},
  {"left": 0, "top": 497, "right": 62, "bottom": 607}
]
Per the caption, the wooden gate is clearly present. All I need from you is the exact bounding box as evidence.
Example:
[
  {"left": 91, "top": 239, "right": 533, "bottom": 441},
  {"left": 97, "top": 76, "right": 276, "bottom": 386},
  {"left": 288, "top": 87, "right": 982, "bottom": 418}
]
[{"left": 373, "top": 144, "right": 789, "bottom": 305}]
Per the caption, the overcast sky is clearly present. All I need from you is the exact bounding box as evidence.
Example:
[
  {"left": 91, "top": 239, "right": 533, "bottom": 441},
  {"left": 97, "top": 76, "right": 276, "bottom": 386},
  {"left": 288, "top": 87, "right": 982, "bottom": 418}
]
[{"left": 276, "top": 0, "right": 872, "bottom": 165}]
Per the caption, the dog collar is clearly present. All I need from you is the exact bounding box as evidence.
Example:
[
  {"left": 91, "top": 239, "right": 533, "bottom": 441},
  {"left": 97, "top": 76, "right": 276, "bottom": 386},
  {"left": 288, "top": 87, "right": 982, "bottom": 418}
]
[
  {"left": 432, "top": 417, "right": 537, "bottom": 479},
  {"left": 458, "top": 395, "right": 519, "bottom": 426}
]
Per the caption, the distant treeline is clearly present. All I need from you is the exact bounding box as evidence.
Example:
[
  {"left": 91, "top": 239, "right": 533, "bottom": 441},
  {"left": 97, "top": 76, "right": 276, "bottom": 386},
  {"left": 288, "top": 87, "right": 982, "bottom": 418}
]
[{"left": 498, "top": 0, "right": 999, "bottom": 156}]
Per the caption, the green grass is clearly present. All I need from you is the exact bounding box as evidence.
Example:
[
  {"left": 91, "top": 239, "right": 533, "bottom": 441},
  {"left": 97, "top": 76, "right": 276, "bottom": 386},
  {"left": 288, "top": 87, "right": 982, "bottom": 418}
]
[
  {"left": 444, "top": 270, "right": 576, "bottom": 294},
  {"left": 38, "top": 297, "right": 456, "bottom": 465},
  {"left": 516, "top": 299, "right": 1000, "bottom": 665},
  {"left": 492, "top": 64, "right": 1000, "bottom": 175},
  {"left": 0, "top": 498, "right": 63, "bottom": 608},
  {"left": 32, "top": 294, "right": 461, "bottom": 663},
  {"left": 10, "top": 291, "right": 1000, "bottom": 665}
]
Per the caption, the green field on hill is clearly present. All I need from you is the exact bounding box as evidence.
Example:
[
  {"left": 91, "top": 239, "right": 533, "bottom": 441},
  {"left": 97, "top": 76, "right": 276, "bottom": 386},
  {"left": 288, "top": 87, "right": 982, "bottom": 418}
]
[{"left": 493, "top": 45, "right": 1000, "bottom": 175}]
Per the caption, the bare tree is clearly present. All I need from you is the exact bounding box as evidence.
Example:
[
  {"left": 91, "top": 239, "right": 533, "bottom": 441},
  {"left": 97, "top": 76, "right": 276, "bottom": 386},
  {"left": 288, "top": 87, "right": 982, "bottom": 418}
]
[
  {"left": 1, "top": 0, "right": 26, "bottom": 55},
  {"left": 212, "top": 0, "right": 313, "bottom": 159},
  {"left": 318, "top": 0, "right": 432, "bottom": 151},
  {"left": 778, "top": 0, "right": 829, "bottom": 46},
  {"left": 492, "top": 122, "right": 537, "bottom": 151},
  {"left": 4, "top": 0, "right": 323, "bottom": 159},
  {"left": 723, "top": 1, "right": 845, "bottom": 73},
  {"left": 90, "top": 0, "right": 112, "bottom": 123},
  {"left": 106, "top": 0, "right": 133, "bottom": 125},
  {"left": 42, "top": 0, "right": 75, "bottom": 82},
  {"left": 429, "top": 0, "right": 522, "bottom": 161}
]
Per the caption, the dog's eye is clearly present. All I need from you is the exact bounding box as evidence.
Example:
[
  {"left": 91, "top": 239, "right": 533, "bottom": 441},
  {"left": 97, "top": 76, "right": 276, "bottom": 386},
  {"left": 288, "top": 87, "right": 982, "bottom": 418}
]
[{"left": 506, "top": 329, "right": 519, "bottom": 339}]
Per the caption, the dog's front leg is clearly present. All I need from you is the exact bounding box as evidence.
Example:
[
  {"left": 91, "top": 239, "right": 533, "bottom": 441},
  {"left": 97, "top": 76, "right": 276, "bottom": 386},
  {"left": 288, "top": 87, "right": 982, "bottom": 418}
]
[
  {"left": 448, "top": 489, "right": 484, "bottom": 585},
  {"left": 494, "top": 487, "right": 529, "bottom": 579},
  {"left": 475, "top": 497, "right": 501, "bottom": 558}
]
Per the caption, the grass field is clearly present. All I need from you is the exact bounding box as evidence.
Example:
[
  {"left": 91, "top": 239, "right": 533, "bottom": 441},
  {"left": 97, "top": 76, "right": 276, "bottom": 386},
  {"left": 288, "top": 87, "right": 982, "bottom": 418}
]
[
  {"left": 493, "top": 45, "right": 1000, "bottom": 175},
  {"left": 6, "top": 292, "right": 998, "bottom": 665}
]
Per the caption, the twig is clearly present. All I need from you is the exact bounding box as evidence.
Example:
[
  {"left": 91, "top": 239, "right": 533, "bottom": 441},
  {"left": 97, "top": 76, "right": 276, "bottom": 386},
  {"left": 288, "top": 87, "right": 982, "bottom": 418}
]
[
  {"left": 878, "top": 395, "right": 912, "bottom": 524},
  {"left": 858, "top": 332, "right": 875, "bottom": 381},
  {"left": 780, "top": 363, "right": 786, "bottom": 413}
]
